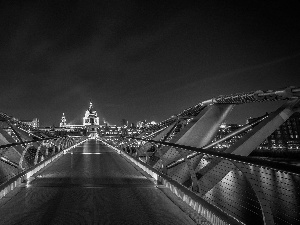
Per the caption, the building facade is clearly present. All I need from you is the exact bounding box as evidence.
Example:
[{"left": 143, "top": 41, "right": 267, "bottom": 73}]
[
  {"left": 56, "top": 101, "right": 137, "bottom": 136},
  {"left": 83, "top": 101, "right": 99, "bottom": 127},
  {"left": 254, "top": 112, "right": 300, "bottom": 153},
  {"left": 211, "top": 123, "right": 244, "bottom": 151},
  {"left": 59, "top": 113, "right": 67, "bottom": 127},
  {"left": 83, "top": 101, "right": 99, "bottom": 133},
  {"left": 21, "top": 118, "right": 39, "bottom": 128},
  {"left": 212, "top": 112, "right": 300, "bottom": 156}
]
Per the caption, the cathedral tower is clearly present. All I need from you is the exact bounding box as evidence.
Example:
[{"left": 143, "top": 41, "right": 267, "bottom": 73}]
[
  {"left": 60, "top": 113, "right": 67, "bottom": 127},
  {"left": 83, "top": 101, "right": 99, "bottom": 133}
]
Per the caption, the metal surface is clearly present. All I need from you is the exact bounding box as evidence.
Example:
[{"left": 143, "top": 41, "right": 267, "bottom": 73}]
[
  {"left": 1, "top": 86, "right": 300, "bottom": 225},
  {"left": 140, "top": 86, "right": 299, "bottom": 138},
  {"left": 0, "top": 139, "right": 197, "bottom": 225},
  {"left": 167, "top": 113, "right": 269, "bottom": 169}
]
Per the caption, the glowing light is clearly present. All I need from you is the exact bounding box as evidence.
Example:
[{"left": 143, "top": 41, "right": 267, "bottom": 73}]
[
  {"left": 220, "top": 124, "right": 226, "bottom": 128},
  {"left": 80, "top": 152, "right": 102, "bottom": 154}
]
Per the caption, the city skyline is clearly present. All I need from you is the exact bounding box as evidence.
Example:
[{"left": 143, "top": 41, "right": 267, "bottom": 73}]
[{"left": 1, "top": 1, "right": 299, "bottom": 126}]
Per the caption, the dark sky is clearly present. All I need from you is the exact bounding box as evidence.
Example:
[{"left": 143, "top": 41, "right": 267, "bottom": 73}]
[{"left": 1, "top": 1, "right": 299, "bottom": 126}]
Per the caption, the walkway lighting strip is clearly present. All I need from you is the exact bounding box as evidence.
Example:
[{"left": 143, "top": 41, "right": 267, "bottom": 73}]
[
  {"left": 0, "top": 156, "right": 19, "bottom": 168},
  {"left": 0, "top": 137, "right": 89, "bottom": 200},
  {"left": 16, "top": 126, "right": 43, "bottom": 139}
]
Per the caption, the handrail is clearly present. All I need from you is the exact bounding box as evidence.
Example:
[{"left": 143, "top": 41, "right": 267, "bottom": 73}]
[
  {"left": 100, "top": 138, "right": 241, "bottom": 225},
  {"left": 0, "top": 137, "right": 88, "bottom": 199},
  {"left": 0, "top": 136, "right": 66, "bottom": 150},
  {"left": 124, "top": 136, "right": 300, "bottom": 175},
  {"left": 167, "top": 114, "right": 269, "bottom": 169}
]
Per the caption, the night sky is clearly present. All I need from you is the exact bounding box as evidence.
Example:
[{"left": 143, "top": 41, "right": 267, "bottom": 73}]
[{"left": 1, "top": 1, "right": 299, "bottom": 127}]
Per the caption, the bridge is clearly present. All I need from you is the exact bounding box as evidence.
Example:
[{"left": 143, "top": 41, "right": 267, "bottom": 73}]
[{"left": 0, "top": 86, "right": 300, "bottom": 225}]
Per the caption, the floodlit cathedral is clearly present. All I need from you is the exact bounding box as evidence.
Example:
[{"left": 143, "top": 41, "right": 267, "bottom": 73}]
[
  {"left": 59, "top": 101, "right": 99, "bottom": 133},
  {"left": 57, "top": 101, "right": 137, "bottom": 136},
  {"left": 83, "top": 101, "right": 99, "bottom": 126},
  {"left": 60, "top": 113, "right": 67, "bottom": 127},
  {"left": 83, "top": 101, "right": 99, "bottom": 133}
]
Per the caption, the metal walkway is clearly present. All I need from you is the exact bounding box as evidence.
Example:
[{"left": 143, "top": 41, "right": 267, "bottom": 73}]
[{"left": 0, "top": 139, "right": 196, "bottom": 225}]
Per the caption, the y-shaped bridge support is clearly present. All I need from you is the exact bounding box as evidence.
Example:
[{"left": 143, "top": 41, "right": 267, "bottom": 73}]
[
  {"left": 154, "top": 104, "right": 234, "bottom": 191},
  {"left": 195, "top": 99, "right": 300, "bottom": 225}
]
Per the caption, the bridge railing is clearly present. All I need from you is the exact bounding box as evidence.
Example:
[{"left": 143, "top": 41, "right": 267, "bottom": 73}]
[
  {"left": 103, "top": 135, "right": 300, "bottom": 225},
  {"left": 100, "top": 137, "right": 243, "bottom": 225},
  {"left": 0, "top": 112, "right": 54, "bottom": 139},
  {"left": 0, "top": 136, "right": 88, "bottom": 199},
  {"left": 101, "top": 86, "right": 300, "bottom": 225}
]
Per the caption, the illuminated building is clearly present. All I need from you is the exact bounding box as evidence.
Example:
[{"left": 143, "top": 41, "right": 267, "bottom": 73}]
[
  {"left": 57, "top": 102, "right": 99, "bottom": 132},
  {"left": 83, "top": 101, "right": 99, "bottom": 126},
  {"left": 212, "top": 112, "right": 300, "bottom": 156},
  {"left": 212, "top": 123, "right": 244, "bottom": 150},
  {"left": 60, "top": 113, "right": 67, "bottom": 127},
  {"left": 21, "top": 118, "right": 39, "bottom": 128},
  {"left": 55, "top": 101, "right": 136, "bottom": 136},
  {"left": 253, "top": 112, "right": 300, "bottom": 153},
  {"left": 82, "top": 101, "right": 99, "bottom": 134},
  {"left": 137, "top": 120, "right": 147, "bottom": 128}
]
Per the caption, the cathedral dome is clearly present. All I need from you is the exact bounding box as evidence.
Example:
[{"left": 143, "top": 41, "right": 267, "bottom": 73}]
[{"left": 83, "top": 101, "right": 99, "bottom": 126}]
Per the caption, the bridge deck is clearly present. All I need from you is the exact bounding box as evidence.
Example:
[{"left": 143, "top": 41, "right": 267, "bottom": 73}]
[{"left": 0, "top": 139, "right": 196, "bottom": 225}]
